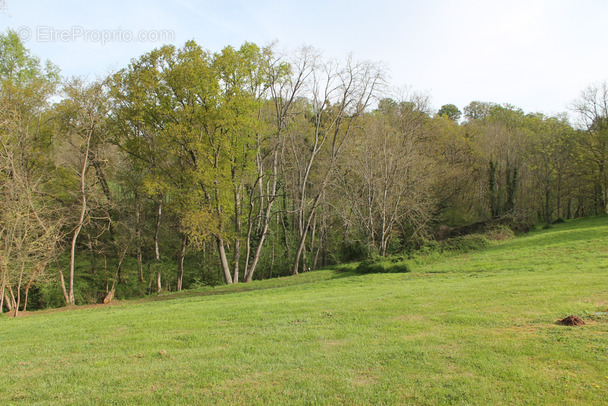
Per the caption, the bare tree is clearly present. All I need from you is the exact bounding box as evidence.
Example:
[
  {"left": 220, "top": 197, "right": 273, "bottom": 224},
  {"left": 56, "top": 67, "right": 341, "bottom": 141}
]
[
  {"left": 0, "top": 105, "right": 61, "bottom": 315},
  {"left": 337, "top": 95, "right": 435, "bottom": 255},
  {"left": 242, "top": 47, "right": 314, "bottom": 282},
  {"left": 55, "top": 78, "right": 109, "bottom": 305},
  {"left": 571, "top": 82, "right": 608, "bottom": 213},
  {"left": 285, "top": 55, "right": 385, "bottom": 274}
]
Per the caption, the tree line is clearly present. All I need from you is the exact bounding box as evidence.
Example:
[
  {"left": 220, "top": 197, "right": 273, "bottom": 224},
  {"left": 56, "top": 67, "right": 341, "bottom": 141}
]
[{"left": 1, "top": 30, "right": 607, "bottom": 314}]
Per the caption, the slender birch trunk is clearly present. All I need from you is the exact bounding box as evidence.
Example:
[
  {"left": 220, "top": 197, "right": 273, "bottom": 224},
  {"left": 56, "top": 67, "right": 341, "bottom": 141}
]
[
  {"left": 154, "top": 195, "right": 163, "bottom": 292},
  {"left": 69, "top": 129, "right": 93, "bottom": 306},
  {"left": 135, "top": 191, "right": 144, "bottom": 283},
  {"left": 217, "top": 235, "right": 233, "bottom": 284},
  {"left": 177, "top": 234, "right": 187, "bottom": 291}
]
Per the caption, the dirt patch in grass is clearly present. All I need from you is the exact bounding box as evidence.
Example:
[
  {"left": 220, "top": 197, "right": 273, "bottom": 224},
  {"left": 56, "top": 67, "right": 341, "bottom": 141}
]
[
  {"left": 558, "top": 315, "right": 585, "bottom": 326},
  {"left": 352, "top": 372, "right": 377, "bottom": 386}
]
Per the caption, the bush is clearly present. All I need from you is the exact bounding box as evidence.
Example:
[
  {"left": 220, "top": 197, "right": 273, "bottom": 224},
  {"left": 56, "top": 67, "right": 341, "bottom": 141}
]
[
  {"left": 341, "top": 240, "right": 374, "bottom": 262},
  {"left": 484, "top": 225, "right": 515, "bottom": 241},
  {"left": 441, "top": 234, "right": 489, "bottom": 252},
  {"left": 418, "top": 239, "right": 442, "bottom": 255},
  {"left": 500, "top": 212, "right": 536, "bottom": 234},
  {"left": 354, "top": 255, "right": 411, "bottom": 274}
]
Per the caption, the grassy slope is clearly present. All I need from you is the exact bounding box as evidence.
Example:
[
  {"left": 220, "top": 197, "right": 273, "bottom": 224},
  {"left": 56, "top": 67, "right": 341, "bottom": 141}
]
[{"left": 1, "top": 217, "right": 608, "bottom": 405}]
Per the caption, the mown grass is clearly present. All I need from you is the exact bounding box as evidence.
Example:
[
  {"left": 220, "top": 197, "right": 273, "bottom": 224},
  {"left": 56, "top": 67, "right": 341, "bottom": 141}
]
[{"left": 1, "top": 216, "right": 608, "bottom": 405}]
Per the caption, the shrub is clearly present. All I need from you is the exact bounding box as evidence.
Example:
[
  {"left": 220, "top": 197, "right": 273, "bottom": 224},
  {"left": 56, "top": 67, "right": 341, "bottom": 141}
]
[
  {"left": 500, "top": 212, "right": 536, "bottom": 234},
  {"left": 418, "top": 239, "right": 442, "bottom": 255},
  {"left": 354, "top": 255, "right": 411, "bottom": 274},
  {"left": 341, "top": 240, "right": 373, "bottom": 262},
  {"left": 441, "top": 234, "right": 489, "bottom": 252},
  {"left": 484, "top": 225, "right": 515, "bottom": 241}
]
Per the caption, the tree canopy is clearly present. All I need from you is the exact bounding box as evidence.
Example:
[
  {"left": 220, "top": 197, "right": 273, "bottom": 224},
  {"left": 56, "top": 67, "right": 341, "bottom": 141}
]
[{"left": 1, "top": 30, "right": 606, "bottom": 313}]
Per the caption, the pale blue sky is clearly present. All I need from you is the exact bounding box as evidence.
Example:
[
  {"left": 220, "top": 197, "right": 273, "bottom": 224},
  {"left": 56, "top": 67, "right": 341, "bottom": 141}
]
[{"left": 1, "top": 0, "right": 607, "bottom": 115}]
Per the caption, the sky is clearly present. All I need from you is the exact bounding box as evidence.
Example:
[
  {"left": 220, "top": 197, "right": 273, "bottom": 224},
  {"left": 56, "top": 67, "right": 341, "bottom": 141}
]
[{"left": 1, "top": 0, "right": 607, "bottom": 116}]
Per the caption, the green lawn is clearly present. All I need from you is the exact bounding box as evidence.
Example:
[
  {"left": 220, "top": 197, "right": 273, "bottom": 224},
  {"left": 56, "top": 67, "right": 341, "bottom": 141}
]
[{"left": 2, "top": 217, "right": 608, "bottom": 405}]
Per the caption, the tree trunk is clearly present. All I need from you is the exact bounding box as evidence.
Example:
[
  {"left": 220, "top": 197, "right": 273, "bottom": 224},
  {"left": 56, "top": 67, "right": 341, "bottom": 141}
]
[
  {"left": 0, "top": 261, "right": 5, "bottom": 315},
  {"left": 292, "top": 192, "right": 324, "bottom": 275},
  {"left": 22, "top": 264, "right": 42, "bottom": 312},
  {"left": 69, "top": 130, "right": 92, "bottom": 306},
  {"left": 217, "top": 236, "right": 233, "bottom": 284},
  {"left": 4, "top": 286, "right": 14, "bottom": 313},
  {"left": 154, "top": 196, "right": 162, "bottom": 261},
  {"left": 233, "top": 186, "right": 242, "bottom": 284},
  {"left": 243, "top": 134, "right": 285, "bottom": 283},
  {"left": 177, "top": 234, "right": 187, "bottom": 291},
  {"left": 135, "top": 196, "right": 144, "bottom": 282},
  {"left": 103, "top": 289, "right": 115, "bottom": 304},
  {"left": 545, "top": 186, "right": 552, "bottom": 226},
  {"left": 54, "top": 257, "right": 70, "bottom": 305},
  {"left": 244, "top": 150, "right": 280, "bottom": 282},
  {"left": 105, "top": 245, "right": 128, "bottom": 303},
  {"left": 13, "top": 264, "right": 24, "bottom": 317},
  {"left": 156, "top": 270, "right": 162, "bottom": 293},
  {"left": 244, "top": 218, "right": 270, "bottom": 282},
  {"left": 154, "top": 195, "right": 163, "bottom": 292}
]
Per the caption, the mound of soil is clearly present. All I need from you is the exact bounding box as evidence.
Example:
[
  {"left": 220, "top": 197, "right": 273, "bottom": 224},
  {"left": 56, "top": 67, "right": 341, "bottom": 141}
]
[{"left": 558, "top": 315, "right": 585, "bottom": 326}]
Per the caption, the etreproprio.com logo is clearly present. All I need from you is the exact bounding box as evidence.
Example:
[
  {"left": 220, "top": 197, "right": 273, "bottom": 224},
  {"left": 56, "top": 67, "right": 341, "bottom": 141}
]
[{"left": 15, "top": 26, "right": 175, "bottom": 46}]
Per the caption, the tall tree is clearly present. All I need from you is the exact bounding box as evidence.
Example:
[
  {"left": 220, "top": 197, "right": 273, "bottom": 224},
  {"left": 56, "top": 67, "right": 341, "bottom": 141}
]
[
  {"left": 111, "top": 41, "right": 278, "bottom": 285},
  {"left": 572, "top": 82, "right": 608, "bottom": 214},
  {"left": 54, "top": 78, "right": 110, "bottom": 305},
  {"left": 0, "top": 29, "right": 62, "bottom": 313},
  {"left": 242, "top": 47, "right": 309, "bottom": 282},
  {"left": 437, "top": 103, "right": 461, "bottom": 121},
  {"left": 525, "top": 114, "right": 576, "bottom": 225},
  {"left": 286, "top": 56, "right": 384, "bottom": 274},
  {"left": 338, "top": 97, "right": 435, "bottom": 255}
]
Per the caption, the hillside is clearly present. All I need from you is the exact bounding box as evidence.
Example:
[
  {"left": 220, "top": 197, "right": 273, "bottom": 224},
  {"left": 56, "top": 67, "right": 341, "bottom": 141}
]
[{"left": 1, "top": 217, "right": 608, "bottom": 405}]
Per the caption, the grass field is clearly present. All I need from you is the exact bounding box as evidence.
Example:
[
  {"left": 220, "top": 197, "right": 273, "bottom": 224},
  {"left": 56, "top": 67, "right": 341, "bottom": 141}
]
[{"left": 2, "top": 216, "right": 608, "bottom": 405}]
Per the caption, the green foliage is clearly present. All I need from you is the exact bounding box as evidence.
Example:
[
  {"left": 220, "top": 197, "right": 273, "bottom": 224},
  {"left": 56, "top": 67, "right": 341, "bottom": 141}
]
[
  {"left": 463, "top": 100, "right": 495, "bottom": 121},
  {"left": 354, "top": 255, "right": 411, "bottom": 274},
  {"left": 0, "top": 29, "right": 60, "bottom": 89},
  {"left": 484, "top": 225, "right": 515, "bottom": 241},
  {"left": 437, "top": 103, "right": 461, "bottom": 121},
  {"left": 3, "top": 33, "right": 608, "bottom": 314},
  {"left": 418, "top": 233, "right": 490, "bottom": 256},
  {"left": 488, "top": 159, "right": 498, "bottom": 217},
  {"left": 442, "top": 234, "right": 489, "bottom": 252},
  {"left": 339, "top": 239, "right": 373, "bottom": 262}
]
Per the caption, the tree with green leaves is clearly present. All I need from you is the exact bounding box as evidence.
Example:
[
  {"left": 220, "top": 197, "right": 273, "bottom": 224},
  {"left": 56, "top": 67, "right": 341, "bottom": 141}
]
[
  {"left": 437, "top": 103, "right": 461, "bottom": 121},
  {"left": 525, "top": 113, "right": 578, "bottom": 225},
  {"left": 53, "top": 78, "right": 111, "bottom": 305},
  {"left": 111, "top": 41, "right": 280, "bottom": 285},
  {"left": 464, "top": 101, "right": 495, "bottom": 122},
  {"left": 572, "top": 82, "right": 608, "bottom": 214}
]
